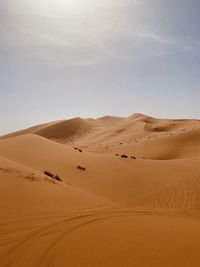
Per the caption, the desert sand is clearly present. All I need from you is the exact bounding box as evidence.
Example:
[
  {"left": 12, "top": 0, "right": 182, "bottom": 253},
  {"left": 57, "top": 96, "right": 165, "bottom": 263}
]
[{"left": 1, "top": 113, "right": 200, "bottom": 267}]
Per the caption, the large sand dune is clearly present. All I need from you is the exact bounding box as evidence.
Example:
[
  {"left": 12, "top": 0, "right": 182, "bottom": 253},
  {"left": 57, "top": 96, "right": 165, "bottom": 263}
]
[{"left": 1, "top": 114, "right": 200, "bottom": 266}]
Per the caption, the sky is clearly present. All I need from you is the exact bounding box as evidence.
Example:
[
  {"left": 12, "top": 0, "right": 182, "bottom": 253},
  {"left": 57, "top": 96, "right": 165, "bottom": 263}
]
[{"left": 0, "top": 0, "right": 200, "bottom": 134}]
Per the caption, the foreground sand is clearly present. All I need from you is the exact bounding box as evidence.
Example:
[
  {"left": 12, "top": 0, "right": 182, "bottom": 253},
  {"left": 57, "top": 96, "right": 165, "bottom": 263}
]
[{"left": 1, "top": 114, "right": 200, "bottom": 267}]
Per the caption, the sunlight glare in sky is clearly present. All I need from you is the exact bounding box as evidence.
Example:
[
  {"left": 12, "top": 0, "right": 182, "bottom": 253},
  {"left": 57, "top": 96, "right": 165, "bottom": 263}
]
[
  {"left": 2, "top": 0, "right": 135, "bottom": 65},
  {"left": 10, "top": 0, "right": 131, "bottom": 15}
]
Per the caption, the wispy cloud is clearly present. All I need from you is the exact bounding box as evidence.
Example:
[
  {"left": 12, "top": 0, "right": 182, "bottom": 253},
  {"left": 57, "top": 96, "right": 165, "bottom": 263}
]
[{"left": 1, "top": 0, "right": 200, "bottom": 66}]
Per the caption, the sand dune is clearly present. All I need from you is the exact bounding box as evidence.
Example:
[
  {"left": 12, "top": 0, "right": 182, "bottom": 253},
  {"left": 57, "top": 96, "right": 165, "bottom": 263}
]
[{"left": 1, "top": 114, "right": 200, "bottom": 266}]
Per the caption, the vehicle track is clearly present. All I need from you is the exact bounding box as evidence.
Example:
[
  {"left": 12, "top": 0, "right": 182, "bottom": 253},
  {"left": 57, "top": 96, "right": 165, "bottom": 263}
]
[{"left": 1, "top": 207, "right": 199, "bottom": 267}]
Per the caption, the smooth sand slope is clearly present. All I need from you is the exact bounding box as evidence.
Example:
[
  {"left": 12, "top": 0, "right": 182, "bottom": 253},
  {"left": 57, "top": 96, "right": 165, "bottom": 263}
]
[{"left": 1, "top": 113, "right": 200, "bottom": 267}]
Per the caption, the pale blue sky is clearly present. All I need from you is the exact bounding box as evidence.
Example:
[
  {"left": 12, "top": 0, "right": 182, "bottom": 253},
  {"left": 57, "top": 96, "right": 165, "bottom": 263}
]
[{"left": 1, "top": 0, "right": 200, "bottom": 134}]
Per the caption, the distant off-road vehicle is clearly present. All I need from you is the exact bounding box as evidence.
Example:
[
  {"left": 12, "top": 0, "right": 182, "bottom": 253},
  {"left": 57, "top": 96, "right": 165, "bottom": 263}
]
[
  {"left": 121, "top": 155, "right": 128, "bottom": 159},
  {"left": 77, "top": 165, "right": 86, "bottom": 171}
]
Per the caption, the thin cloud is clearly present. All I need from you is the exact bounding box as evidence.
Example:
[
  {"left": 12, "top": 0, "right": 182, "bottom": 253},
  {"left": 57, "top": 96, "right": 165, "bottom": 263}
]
[{"left": 1, "top": 0, "right": 200, "bottom": 65}]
